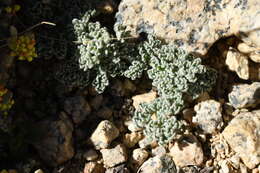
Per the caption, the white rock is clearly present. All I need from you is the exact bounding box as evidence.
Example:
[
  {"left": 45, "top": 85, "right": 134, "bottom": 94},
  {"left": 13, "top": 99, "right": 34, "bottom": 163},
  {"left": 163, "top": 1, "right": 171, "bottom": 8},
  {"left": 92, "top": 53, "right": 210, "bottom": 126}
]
[{"left": 193, "top": 100, "right": 223, "bottom": 134}]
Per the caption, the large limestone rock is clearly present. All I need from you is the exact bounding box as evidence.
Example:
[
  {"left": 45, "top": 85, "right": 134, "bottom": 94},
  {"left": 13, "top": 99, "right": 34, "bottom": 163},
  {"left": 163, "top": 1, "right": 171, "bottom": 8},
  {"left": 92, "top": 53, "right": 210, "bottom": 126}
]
[
  {"left": 116, "top": 0, "right": 260, "bottom": 55},
  {"left": 33, "top": 112, "right": 74, "bottom": 166},
  {"left": 222, "top": 110, "right": 260, "bottom": 169},
  {"left": 90, "top": 120, "right": 119, "bottom": 149}
]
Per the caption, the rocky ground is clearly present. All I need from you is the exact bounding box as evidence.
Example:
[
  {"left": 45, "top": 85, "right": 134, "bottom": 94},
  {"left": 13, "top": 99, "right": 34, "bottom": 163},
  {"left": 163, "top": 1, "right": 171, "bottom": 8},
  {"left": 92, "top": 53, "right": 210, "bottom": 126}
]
[{"left": 0, "top": 0, "right": 260, "bottom": 173}]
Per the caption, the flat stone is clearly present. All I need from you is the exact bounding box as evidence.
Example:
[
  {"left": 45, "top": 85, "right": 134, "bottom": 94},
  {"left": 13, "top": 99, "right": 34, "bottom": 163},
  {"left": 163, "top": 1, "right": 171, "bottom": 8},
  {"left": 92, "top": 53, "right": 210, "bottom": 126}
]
[
  {"left": 101, "top": 144, "right": 128, "bottom": 168},
  {"left": 90, "top": 120, "right": 119, "bottom": 149},
  {"left": 228, "top": 82, "right": 260, "bottom": 109},
  {"left": 84, "top": 162, "right": 105, "bottom": 173},
  {"left": 222, "top": 110, "right": 260, "bottom": 169},
  {"left": 138, "top": 154, "right": 177, "bottom": 173},
  {"left": 226, "top": 48, "right": 249, "bottom": 80},
  {"left": 116, "top": 0, "right": 260, "bottom": 55},
  {"left": 64, "top": 96, "right": 91, "bottom": 124},
  {"left": 193, "top": 100, "right": 223, "bottom": 134},
  {"left": 169, "top": 134, "right": 204, "bottom": 167}
]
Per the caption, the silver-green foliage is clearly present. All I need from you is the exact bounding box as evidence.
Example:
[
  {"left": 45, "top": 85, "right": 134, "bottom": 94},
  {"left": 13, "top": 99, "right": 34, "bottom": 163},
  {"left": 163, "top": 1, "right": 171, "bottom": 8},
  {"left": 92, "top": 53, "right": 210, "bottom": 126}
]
[
  {"left": 133, "top": 97, "right": 185, "bottom": 145},
  {"left": 131, "top": 35, "right": 217, "bottom": 145},
  {"left": 72, "top": 11, "right": 128, "bottom": 93}
]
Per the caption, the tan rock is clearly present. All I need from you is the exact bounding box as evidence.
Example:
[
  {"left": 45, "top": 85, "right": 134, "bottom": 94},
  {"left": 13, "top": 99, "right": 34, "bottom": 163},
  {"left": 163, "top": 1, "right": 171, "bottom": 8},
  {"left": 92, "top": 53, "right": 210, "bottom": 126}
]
[
  {"left": 249, "top": 52, "right": 260, "bottom": 63},
  {"left": 193, "top": 100, "right": 223, "bottom": 134},
  {"left": 132, "top": 91, "right": 156, "bottom": 110},
  {"left": 222, "top": 110, "right": 260, "bottom": 169},
  {"left": 151, "top": 145, "right": 166, "bottom": 157},
  {"left": 90, "top": 120, "right": 119, "bottom": 149},
  {"left": 252, "top": 168, "right": 259, "bottom": 173},
  {"left": 240, "top": 163, "right": 248, "bottom": 173},
  {"left": 100, "top": 144, "right": 128, "bottom": 167},
  {"left": 169, "top": 134, "right": 204, "bottom": 167},
  {"left": 84, "top": 162, "right": 105, "bottom": 173},
  {"left": 138, "top": 136, "right": 158, "bottom": 149},
  {"left": 138, "top": 154, "right": 177, "bottom": 173},
  {"left": 132, "top": 148, "right": 149, "bottom": 165},
  {"left": 219, "top": 160, "right": 232, "bottom": 173},
  {"left": 123, "top": 132, "right": 143, "bottom": 148},
  {"left": 34, "top": 169, "right": 44, "bottom": 173},
  {"left": 228, "top": 82, "right": 260, "bottom": 109},
  {"left": 237, "top": 42, "right": 258, "bottom": 54},
  {"left": 226, "top": 48, "right": 249, "bottom": 80}
]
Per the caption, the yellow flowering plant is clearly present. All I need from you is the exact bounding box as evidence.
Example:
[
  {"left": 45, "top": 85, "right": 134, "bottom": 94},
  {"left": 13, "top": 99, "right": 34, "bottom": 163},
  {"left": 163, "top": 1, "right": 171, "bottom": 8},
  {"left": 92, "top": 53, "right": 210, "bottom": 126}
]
[
  {"left": 5, "top": 4, "right": 21, "bottom": 15},
  {"left": 9, "top": 33, "right": 38, "bottom": 62},
  {"left": 0, "top": 85, "right": 14, "bottom": 115}
]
